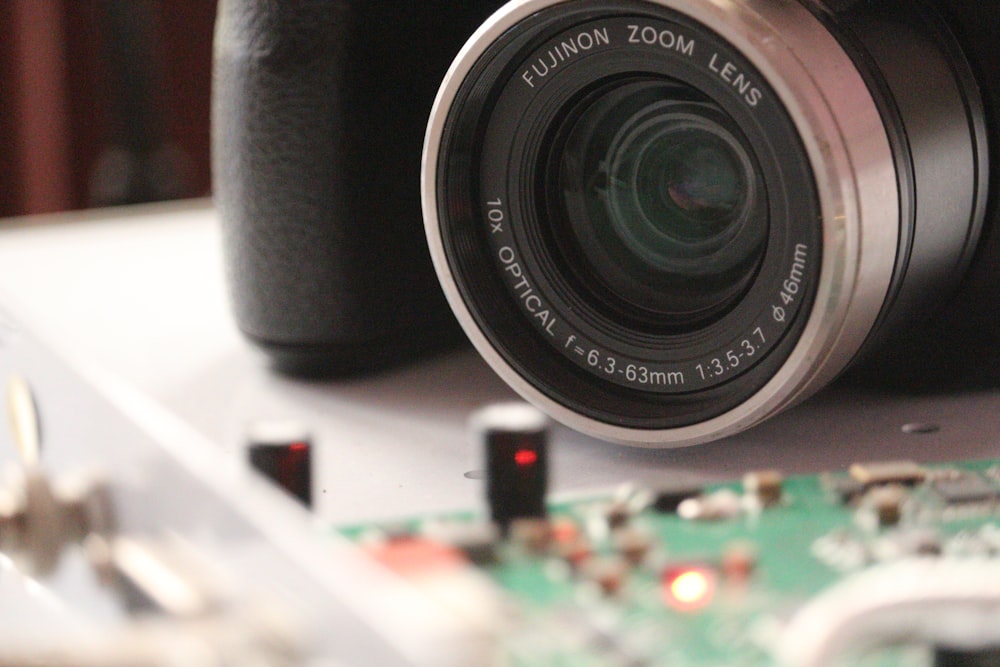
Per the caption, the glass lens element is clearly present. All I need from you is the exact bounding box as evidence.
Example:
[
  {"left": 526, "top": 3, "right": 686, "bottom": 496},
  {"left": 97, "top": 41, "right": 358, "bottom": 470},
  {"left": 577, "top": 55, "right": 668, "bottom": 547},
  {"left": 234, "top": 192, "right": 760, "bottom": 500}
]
[
  {"left": 554, "top": 79, "right": 766, "bottom": 330},
  {"left": 605, "top": 117, "right": 750, "bottom": 257}
]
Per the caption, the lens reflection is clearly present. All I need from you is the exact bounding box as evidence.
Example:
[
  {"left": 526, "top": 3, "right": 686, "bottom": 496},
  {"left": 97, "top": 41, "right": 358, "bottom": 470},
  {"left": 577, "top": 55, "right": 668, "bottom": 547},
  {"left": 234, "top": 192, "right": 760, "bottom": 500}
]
[
  {"left": 553, "top": 78, "right": 766, "bottom": 330},
  {"left": 658, "top": 135, "right": 745, "bottom": 222},
  {"left": 605, "top": 117, "right": 751, "bottom": 259}
]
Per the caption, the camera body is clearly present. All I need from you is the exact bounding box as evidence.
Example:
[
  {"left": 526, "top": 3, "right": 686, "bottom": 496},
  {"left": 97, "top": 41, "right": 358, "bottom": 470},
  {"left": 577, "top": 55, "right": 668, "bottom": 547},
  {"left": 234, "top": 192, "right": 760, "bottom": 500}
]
[
  {"left": 213, "top": 0, "right": 504, "bottom": 375},
  {"left": 215, "top": 0, "right": 999, "bottom": 444}
]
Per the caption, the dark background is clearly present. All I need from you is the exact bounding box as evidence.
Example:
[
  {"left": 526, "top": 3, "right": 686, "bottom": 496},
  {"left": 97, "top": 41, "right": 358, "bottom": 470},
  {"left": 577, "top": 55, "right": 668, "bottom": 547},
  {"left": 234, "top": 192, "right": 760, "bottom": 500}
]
[{"left": 0, "top": 1, "right": 215, "bottom": 218}]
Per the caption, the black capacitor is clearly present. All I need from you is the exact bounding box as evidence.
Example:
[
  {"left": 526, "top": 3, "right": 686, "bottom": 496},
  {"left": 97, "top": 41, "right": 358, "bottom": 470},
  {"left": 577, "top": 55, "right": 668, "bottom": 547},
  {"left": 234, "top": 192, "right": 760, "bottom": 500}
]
[
  {"left": 246, "top": 420, "right": 313, "bottom": 507},
  {"left": 652, "top": 482, "right": 706, "bottom": 513},
  {"left": 934, "top": 647, "right": 1000, "bottom": 667},
  {"left": 471, "top": 403, "right": 549, "bottom": 532}
]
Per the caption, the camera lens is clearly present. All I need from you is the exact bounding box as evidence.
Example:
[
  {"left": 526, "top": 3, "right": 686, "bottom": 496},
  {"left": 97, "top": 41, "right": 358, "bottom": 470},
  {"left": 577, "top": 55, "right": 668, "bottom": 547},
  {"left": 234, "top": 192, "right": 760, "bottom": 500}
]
[
  {"left": 608, "top": 119, "right": 744, "bottom": 238},
  {"left": 424, "top": 0, "right": 987, "bottom": 446},
  {"left": 554, "top": 78, "right": 764, "bottom": 329}
]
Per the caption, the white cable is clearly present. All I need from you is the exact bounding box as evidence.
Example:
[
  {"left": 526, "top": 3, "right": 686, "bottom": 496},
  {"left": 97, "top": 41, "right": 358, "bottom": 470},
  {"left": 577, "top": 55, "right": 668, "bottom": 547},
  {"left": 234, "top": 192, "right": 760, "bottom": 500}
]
[{"left": 777, "top": 558, "right": 1000, "bottom": 667}]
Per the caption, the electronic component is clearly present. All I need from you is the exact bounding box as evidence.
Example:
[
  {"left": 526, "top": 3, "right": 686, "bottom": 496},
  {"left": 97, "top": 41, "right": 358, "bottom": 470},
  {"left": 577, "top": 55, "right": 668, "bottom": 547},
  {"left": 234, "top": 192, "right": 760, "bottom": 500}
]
[
  {"left": 366, "top": 535, "right": 469, "bottom": 576},
  {"left": 934, "top": 646, "right": 1000, "bottom": 667},
  {"left": 423, "top": 520, "right": 500, "bottom": 565},
  {"left": 860, "top": 484, "right": 908, "bottom": 529},
  {"left": 743, "top": 469, "right": 784, "bottom": 507},
  {"left": 662, "top": 564, "right": 717, "bottom": 612},
  {"left": 508, "top": 517, "right": 552, "bottom": 553},
  {"left": 613, "top": 527, "right": 652, "bottom": 566},
  {"left": 822, "top": 472, "right": 866, "bottom": 504},
  {"left": 471, "top": 403, "right": 549, "bottom": 532},
  {"left": 245, "top": 420, "right": 313, "bottom": 507},
  {"left": 650, "top": 482, "right": 705, "bottom": 513},
  {"left": 339, "top": 456, "right": 1000, "bottom": 666},
  {"left": 721, "top": 541, "right": 757, "bottom": 582},
  {"left": 933, "top": 473, "right": 1000, "bottom": 506},
  {"left": 579, "top": 555, "right": 629, "bottom": 597},
  {"left": 604, "top": 499, "right": 631, "bottom": 531},
  {"left": 677, "top": 488, "right": 742, "bottom": 521},
  {"left": 849, "top": 460, "right": 926, "bottom": 487}
]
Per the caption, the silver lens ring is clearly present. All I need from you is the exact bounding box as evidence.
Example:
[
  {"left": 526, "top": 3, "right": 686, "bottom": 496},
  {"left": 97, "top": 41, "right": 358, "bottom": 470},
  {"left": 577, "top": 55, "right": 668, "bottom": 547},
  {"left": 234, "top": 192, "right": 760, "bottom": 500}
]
[{"left": 423, "top": 0, "right": 898, "bottom": 447}]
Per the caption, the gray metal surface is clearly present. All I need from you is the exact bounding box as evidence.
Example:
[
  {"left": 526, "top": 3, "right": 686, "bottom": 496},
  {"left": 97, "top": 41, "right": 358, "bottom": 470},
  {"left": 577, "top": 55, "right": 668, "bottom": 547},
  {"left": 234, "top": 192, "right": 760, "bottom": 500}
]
[
  {"left": 1, "top": 202, "right": 997, "bottom": 526},
  {"left": 0, "top": 308, "right": 447, "bottom": 667},
  {"left": 0, "top": 201, "right": 998, "bottom": 665},
  {"left": 210, "top": 344, "right": 1000, "bottom": 523}
]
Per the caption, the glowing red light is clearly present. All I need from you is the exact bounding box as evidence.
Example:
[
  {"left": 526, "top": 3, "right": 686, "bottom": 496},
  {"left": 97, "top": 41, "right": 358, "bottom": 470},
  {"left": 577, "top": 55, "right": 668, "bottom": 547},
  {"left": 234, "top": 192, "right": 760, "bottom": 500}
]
[
  {"left": 663, "top": 566, "right": 716, "bottom": 612},
  {"left": 288, "top": 442, "right": 309, "bottom": 453},
  {"left": 514, "top": 449, "right": 538, "bottom": 467}
]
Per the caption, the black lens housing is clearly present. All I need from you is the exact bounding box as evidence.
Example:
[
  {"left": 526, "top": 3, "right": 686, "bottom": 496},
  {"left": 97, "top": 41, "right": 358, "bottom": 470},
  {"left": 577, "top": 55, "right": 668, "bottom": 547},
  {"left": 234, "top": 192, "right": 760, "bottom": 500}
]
[
  {"left": 436, "top": 6, "right": 821, "bottom": 428},
  {"left": 425, "top": 0, "right": 988, "bottom": 445}
]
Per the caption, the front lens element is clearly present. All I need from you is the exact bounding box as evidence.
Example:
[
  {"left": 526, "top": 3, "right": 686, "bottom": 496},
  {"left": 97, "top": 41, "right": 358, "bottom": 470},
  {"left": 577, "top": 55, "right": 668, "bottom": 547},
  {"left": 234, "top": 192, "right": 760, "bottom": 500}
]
[
  {"left": 555, "top": 79, "right": 764, "bottom": 328},
  {"left": 622, "top": 123, "right": 745, "bottom": 235}
]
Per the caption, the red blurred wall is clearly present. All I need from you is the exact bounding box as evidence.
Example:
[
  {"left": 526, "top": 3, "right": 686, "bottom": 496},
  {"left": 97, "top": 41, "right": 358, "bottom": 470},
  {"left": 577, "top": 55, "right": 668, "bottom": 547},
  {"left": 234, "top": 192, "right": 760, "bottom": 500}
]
[{"left": 0, "top": 1, "right": 215, "bottom": 217}]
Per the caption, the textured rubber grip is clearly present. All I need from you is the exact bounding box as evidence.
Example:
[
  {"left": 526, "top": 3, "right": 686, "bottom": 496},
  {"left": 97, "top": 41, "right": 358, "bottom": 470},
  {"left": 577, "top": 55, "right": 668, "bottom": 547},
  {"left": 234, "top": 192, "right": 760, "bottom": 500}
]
[{"left": 212, "top": 0, "right": 496, "bottom": 375}]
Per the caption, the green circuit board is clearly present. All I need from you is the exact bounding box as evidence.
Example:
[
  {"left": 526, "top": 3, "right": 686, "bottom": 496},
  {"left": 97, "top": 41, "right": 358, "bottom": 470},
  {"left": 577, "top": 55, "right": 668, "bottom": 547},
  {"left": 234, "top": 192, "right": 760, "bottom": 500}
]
[{"left": 339, "top": 459, "right": 1000, "bottom": 667}]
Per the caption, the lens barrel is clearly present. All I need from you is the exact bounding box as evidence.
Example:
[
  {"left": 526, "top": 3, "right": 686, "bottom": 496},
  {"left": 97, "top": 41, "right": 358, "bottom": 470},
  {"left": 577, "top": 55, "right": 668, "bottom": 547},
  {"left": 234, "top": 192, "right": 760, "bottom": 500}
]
[{"left": 423, "top": 0, "right": 987, "bottom": 446}]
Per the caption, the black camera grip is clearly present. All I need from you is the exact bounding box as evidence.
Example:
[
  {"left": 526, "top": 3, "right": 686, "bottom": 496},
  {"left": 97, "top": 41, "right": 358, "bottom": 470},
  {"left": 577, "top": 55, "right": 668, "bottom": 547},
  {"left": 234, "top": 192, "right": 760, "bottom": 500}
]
[{"left": 212, "top": 0, "right": 477, "bottom": 375}]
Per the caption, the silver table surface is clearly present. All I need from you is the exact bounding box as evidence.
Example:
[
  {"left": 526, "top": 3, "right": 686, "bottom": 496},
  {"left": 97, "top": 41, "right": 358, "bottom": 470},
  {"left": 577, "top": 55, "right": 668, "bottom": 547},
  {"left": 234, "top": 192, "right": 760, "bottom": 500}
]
[{"left": 1, "top": 200, "right": 997, "bottom": 524}]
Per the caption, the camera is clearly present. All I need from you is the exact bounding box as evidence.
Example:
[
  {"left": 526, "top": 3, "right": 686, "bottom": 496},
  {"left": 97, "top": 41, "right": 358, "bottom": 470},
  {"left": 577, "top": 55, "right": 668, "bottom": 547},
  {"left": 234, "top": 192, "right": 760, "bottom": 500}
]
[
  {"left": 215, "top": 0, "right": 999, "bottom": 447},
  {"left": 213, "top": 1, "right": 502, "bottom": 374}
]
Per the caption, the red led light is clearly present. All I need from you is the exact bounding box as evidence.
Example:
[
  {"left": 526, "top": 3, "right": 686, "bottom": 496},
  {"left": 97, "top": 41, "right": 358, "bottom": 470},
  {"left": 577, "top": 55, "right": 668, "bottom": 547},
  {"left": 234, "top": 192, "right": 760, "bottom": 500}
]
[
  {"left": 514, "top": 449, "right": 538, "bottom": 467},
  {"left": 662, "top": 565, "right": 716, "bottom": 612},
  {"left": 288, "top": 442, "right": 309, "bottom": 453}
]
